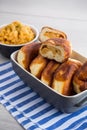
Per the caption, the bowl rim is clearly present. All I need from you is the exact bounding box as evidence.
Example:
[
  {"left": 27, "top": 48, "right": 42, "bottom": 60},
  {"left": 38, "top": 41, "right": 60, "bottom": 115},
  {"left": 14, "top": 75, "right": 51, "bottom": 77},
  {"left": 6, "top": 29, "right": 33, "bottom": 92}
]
[{"left": 0, "top": 23, "right": 39, "bottom": 47}]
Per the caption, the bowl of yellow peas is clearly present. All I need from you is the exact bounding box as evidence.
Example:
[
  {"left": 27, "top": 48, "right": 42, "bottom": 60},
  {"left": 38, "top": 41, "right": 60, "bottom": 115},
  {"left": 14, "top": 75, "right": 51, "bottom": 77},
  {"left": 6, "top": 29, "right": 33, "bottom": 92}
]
[{"left": 0, "top": 21, "right": 39, "bottom": 58}]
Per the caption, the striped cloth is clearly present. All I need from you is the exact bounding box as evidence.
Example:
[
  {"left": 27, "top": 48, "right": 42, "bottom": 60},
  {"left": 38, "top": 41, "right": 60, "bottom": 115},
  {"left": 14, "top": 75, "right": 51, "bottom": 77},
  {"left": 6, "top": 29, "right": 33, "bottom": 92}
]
[{"left": 0, "top": 62, "right": 87, "bottom": 130}]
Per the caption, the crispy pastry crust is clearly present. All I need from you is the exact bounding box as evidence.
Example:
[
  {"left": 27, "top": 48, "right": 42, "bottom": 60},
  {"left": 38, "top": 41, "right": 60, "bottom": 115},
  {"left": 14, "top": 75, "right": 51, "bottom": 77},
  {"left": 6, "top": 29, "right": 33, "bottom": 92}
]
[
  {"left": 52, "top": 59, "right": 81, "bottom": 96},
  {"left": 17, "top": 42, "right": 41, "bottom": 70},
  {"left": 39, "top": 26, "right": 67, "bottom": 42},
  {"left": 39, "top": 38, "right": 72, "bottom": 63},
  {"left": 29, "top": 54, "right": 49, "bottom": 79},
  {"left": 73, "top": 61, "right": 87, "bottom": 93},
  {"left": 41, "top": 60, "right": 60, "bottom": 86}
]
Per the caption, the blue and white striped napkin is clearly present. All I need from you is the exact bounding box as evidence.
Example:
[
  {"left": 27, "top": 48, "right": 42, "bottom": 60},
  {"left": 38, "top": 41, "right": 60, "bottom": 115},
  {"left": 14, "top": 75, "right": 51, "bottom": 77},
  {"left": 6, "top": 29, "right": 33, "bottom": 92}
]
[{"left": 0, "top": 62, "right": 87, "bottom": 130}]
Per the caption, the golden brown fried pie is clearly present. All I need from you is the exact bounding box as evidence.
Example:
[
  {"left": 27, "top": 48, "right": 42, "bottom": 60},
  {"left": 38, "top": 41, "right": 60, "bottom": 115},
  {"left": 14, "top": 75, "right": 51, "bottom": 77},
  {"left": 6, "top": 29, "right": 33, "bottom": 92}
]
[
  {"left": 17, "top": 42, "right": 41, "bottom": 70},
  {"left": 41, "top": 60, "right": 60, "bottom": 86},
  {"left": 73, "top": 61, "right": 87, "bottom": 93},
  {"left": 39, "top": 38, "right": 72, "bottom": 63},
  {"left": 52, "top": 59, "right": 82, "bottom": 96},
  {"left": 29, "top": 54, "right": 49, "bottom": 79},
  {"left": 39, "top": 26, "right": 67, "bottom": 42}
]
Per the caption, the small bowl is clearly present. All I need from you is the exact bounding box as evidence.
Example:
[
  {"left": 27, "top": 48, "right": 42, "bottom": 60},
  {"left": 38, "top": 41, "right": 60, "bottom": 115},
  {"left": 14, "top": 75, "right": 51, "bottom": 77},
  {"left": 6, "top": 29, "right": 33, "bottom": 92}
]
[{"left": 0, "top": 24, "right": 39, "bottom": 58}]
